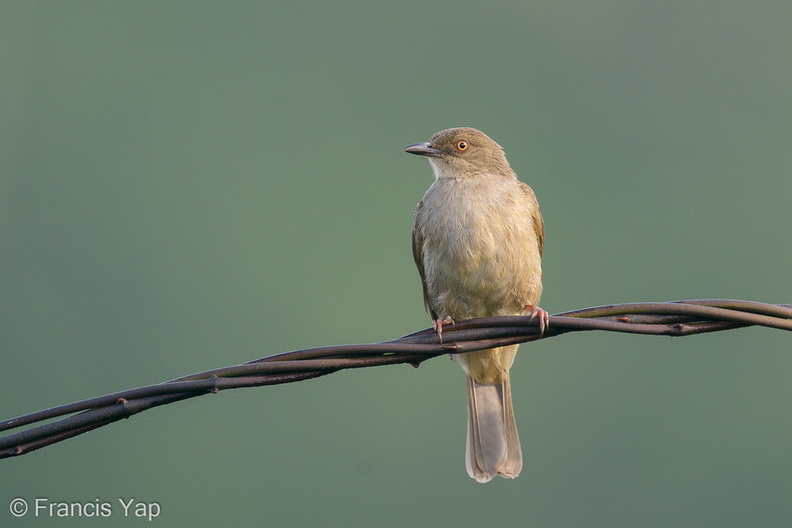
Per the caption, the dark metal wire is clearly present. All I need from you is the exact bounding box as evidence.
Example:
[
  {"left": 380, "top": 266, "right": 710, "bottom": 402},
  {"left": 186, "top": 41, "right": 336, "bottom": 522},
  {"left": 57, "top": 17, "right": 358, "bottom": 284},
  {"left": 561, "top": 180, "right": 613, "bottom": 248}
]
[{"left": 1, "top": 299, "right": 790, "bottom": 459}]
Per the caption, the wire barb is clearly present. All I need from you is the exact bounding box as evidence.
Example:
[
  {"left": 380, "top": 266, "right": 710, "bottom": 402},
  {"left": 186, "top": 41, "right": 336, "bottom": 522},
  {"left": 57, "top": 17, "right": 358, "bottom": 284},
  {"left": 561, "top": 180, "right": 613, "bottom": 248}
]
[{"left": 1, "top": 299, "right": 790, "bottom": 459}]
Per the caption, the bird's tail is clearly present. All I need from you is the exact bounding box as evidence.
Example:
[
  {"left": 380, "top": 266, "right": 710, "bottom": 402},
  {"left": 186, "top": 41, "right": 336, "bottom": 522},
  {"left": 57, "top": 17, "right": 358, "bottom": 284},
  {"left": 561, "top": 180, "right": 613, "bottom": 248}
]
[{"left": 465, "top": 372, "right": 522, "bottom": 482}]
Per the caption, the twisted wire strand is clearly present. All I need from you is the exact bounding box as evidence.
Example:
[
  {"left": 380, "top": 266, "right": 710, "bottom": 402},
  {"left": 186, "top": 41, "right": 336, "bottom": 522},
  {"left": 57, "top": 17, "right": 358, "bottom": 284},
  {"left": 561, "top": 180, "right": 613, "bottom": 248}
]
[{"left": 1, "top": 299, "right": 790, "bottom": 459}]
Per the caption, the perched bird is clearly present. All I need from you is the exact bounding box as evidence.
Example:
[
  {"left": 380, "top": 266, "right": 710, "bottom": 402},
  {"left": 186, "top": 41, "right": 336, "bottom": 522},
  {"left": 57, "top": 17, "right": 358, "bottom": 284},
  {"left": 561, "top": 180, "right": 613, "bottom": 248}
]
[{"left": 405, "top": 127, "right": 547, "bottom": 482}]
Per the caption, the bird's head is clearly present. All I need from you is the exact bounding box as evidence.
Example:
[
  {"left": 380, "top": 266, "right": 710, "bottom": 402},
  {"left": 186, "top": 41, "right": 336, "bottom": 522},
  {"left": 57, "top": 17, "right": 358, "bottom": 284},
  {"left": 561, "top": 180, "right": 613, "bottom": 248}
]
[{"left": 404, "top": 127, "right": 513, "bottom": 180}]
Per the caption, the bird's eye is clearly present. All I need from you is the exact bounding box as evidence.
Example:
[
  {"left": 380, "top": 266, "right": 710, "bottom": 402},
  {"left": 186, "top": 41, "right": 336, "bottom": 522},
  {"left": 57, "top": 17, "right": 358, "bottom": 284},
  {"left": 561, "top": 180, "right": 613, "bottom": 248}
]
[{"left": 456, "top": 140, "right": 468, "bottom": 151}]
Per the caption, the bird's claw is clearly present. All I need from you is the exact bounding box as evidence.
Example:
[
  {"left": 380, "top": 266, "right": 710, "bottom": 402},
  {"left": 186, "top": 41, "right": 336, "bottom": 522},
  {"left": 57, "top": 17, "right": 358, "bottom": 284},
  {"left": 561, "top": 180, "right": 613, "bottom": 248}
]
[
  {"left": 524, "top": 305, "right": 549, "bottom": 338},
  {"left": 432, "top": 316, "right": 455, "bottom": 343}
]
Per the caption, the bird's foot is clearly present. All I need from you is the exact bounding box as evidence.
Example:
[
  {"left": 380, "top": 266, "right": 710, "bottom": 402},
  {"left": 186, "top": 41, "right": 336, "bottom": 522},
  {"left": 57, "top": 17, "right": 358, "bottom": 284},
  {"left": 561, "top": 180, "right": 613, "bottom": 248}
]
[
  {"left": 523, "top": 305, "right": 549, "bottom": 337},
  {"left": 432, "top": 316, "right": 455, "bottom": 343}
]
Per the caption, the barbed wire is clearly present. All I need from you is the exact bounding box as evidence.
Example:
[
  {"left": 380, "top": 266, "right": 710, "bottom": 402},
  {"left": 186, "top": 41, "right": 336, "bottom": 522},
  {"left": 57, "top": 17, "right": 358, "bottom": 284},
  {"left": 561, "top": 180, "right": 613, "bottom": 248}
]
[{"left": 2, "top": 299, "right": 791, "bottom": 459}]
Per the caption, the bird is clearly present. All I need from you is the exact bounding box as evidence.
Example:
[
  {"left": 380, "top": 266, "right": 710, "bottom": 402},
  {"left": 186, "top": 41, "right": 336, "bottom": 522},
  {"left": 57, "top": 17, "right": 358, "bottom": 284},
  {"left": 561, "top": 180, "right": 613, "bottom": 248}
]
[{"left": 405, "top": 127, "right": 547, "bottom": 482}]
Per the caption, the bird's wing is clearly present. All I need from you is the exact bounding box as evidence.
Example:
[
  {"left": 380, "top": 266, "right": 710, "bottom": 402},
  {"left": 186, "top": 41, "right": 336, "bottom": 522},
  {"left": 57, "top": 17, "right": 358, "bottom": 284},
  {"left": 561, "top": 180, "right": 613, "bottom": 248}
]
[
  {"left": 411, "top": 200, "right": 437, "bottom": 319},
  {"left": 519, "top": 182, "right": 544, "bottom": 256}
]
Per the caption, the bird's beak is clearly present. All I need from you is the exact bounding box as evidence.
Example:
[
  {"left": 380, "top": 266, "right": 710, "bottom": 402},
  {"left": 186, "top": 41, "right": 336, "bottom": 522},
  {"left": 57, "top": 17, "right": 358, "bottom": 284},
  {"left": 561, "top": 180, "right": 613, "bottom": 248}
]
[{"left": 404, "top": 142, "right": 444, "bottom": 158}]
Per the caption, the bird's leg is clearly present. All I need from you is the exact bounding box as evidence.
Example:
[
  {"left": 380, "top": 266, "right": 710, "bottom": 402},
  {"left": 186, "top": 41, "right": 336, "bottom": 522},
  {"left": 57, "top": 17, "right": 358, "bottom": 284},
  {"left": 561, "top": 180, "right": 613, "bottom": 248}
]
[
  {"left": 523, "top": 305, "right": 549, "bottom": 338},
  {"left": 432, "top": 316, "right": 455, "bottom": 343}
]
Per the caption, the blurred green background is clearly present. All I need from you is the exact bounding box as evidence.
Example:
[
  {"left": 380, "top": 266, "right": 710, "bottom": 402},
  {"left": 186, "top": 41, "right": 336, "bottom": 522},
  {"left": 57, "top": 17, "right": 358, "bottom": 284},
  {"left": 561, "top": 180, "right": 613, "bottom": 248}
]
[{"left": 2, "top": 1, "right": 791, "bottom": 526}]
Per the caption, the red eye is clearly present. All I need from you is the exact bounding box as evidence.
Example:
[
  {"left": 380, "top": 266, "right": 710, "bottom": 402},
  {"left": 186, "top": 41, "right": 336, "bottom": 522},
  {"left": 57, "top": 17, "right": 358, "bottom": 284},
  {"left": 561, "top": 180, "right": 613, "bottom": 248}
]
[{"left": 456, "top": 140, "right": 468, "bottom": 151}]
